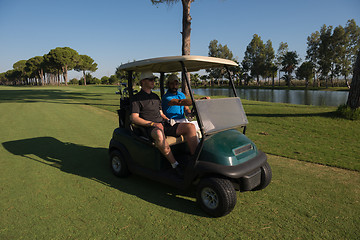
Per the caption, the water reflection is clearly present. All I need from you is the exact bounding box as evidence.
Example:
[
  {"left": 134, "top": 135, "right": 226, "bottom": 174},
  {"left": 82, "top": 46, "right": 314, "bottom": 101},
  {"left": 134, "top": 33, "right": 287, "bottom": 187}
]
[{"left": 191, "top": 88, "right": 348, "bottom": 107}]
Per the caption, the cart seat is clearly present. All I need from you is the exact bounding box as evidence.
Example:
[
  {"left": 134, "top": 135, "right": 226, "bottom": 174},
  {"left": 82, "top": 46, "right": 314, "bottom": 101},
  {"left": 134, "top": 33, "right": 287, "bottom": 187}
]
[
  {"left": 130, "top": 124, "right": 186, "bottom": 146},
  {"left": 166, "top": 135, "right": 185, "bottom": 145}
]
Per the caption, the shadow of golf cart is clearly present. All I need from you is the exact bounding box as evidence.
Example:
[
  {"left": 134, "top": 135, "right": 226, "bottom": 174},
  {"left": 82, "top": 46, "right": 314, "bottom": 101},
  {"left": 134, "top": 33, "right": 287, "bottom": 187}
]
[{"left": 109, "top": 56, "right": 272, "bottom": 217}]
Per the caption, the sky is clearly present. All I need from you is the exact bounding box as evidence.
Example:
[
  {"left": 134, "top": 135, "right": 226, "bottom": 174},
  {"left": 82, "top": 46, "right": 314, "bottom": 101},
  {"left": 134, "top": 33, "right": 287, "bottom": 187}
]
[{"left": 0, "top": 0, "right": 359, "bottom": 79}]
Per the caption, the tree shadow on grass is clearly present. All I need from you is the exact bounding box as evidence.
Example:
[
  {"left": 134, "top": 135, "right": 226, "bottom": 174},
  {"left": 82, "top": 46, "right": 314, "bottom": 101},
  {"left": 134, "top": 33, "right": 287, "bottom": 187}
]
[
  {"left": 0, "top": 89, "right": 98, "bottom": 102},
  {"left": 2, "top": 137, "right": 206, "bottom": 217},
  {"left": 0, "top": 89, "right": 118, "bottom": 108}
]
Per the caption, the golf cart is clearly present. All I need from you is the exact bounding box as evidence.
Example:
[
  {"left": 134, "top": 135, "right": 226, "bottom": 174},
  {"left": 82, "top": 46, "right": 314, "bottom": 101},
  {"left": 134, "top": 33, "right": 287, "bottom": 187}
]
[{"left": 109, "top": 55, "right": 272, "bottom": 217}]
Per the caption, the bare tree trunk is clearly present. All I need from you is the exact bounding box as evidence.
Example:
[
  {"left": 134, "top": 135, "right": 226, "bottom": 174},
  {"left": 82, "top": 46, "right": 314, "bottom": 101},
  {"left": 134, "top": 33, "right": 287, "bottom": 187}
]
[
  {"left": 325, "top": 76, "right": 328, "bottom": 88},
  {"left": 39, "top": 69, "right": 44, "bottom": 86},
  {"left": 57, "top": 71, "right": 61, "bottom": 86},
  {"left": 278, "top": 70, "right": 280, "bottom": 86},
  {"left": 347, "top": 50, "right": 360, "bottom": 109},
  {"left": 181, "top": 0, "right": 192, "bottom": 96},
  {"left": 83, "top": 70, "right": 87, "bottom": 86},
  {"left": 50, "top": 73, "right": 54, "bottom": 85},
  {"left": 345, "top": 75, "right": 350, "bottom": 88},
  {"left": 313, "top": 71, "right": 316, "bottom": 87},
  {"left": 63, "top": 65, "right": 68, "bottom": 86}
]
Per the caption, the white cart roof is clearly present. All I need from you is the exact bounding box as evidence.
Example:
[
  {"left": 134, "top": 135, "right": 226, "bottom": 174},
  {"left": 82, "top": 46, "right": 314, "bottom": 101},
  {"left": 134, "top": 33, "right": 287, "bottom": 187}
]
[{"left": 118, "top": 55, "right": 238, "bottom": 73}]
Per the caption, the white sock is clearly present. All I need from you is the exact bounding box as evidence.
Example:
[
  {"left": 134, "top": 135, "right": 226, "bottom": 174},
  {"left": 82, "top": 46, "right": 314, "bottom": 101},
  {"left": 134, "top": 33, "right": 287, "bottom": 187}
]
[{"left": 171, "top": 161, "right": 179, "bottom": 168}]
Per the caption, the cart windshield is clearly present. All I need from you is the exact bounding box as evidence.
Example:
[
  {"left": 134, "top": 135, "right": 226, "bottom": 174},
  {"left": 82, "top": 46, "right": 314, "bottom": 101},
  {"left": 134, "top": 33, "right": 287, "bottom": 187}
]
[{"left": 194, "top": 97, "right": 248, "bottom": 135}]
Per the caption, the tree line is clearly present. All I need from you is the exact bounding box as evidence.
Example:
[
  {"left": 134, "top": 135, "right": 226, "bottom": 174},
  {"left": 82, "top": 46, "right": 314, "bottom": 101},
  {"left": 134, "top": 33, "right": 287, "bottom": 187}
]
[
  {"left": 1, "top": 19, "right": 358, "bottom": 88},
  {"left": 0, "top": 47, "right": 97, "bottom": 86},
  {"left": 207, "top": 19, "right": 359, "bottom": 88}
]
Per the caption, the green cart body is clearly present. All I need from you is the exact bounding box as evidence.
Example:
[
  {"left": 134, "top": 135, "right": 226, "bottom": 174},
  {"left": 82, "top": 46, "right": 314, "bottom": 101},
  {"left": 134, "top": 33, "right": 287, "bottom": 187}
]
[{"left": 109, "top": 56, "right": 272, "bottom": 217}]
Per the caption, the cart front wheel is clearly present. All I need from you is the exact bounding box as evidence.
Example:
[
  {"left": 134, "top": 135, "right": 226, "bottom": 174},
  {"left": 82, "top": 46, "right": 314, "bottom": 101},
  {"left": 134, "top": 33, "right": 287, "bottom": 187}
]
[{"left": 197, "top": 177, "right": 236, "bottom": 217}]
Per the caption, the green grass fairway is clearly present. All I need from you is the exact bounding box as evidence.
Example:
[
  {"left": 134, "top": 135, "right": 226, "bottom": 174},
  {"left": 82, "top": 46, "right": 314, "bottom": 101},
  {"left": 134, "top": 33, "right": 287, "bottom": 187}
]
[
  {"left": 243, "top": 101, "right": 360, "bottom": 171},
  {"left": 1, "top": 85, "right": 359, "bottom": 170},
  {"left": 0, "top": 86, "right": 359, "bottom": 239}
]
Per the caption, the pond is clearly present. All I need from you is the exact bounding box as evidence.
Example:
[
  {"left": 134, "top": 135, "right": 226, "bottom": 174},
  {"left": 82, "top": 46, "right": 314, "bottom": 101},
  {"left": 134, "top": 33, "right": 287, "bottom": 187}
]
[{"left": 191, "top": 88, "right": 349, "bottom": 107}]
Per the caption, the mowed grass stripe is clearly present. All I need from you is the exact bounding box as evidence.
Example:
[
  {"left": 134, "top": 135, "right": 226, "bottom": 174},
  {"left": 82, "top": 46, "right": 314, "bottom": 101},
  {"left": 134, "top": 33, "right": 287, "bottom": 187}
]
[{"left": 0, "top": 101, "right": 117, "bottom": 144}]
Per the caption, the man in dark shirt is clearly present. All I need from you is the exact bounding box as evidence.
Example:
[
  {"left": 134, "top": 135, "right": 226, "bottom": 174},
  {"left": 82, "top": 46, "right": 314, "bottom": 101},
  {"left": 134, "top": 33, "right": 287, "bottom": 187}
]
[{"left": 131, "top": 71, "right": 198, "bottom": 177}]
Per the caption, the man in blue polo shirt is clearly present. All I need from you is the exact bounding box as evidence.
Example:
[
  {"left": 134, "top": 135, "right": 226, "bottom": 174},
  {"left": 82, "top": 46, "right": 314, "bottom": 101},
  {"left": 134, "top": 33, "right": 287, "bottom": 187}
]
[
  {"left": 162, "top": 74, "right": 193, "bottom": 122},
  {"left": 162, "top": 74, "right": 210, "bottom": 128}
]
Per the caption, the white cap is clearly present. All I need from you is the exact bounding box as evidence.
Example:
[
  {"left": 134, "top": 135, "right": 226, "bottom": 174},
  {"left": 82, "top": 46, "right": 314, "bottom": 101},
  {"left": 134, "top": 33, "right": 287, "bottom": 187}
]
[{"left": 140, "top": 71, "right": 156, "bottom": 80}]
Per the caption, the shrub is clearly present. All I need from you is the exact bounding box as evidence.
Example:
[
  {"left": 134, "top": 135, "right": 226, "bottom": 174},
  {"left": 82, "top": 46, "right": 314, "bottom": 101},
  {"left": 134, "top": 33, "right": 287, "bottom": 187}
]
[
  {"left": 336, "top": 104, "right": 360, "bottom": 120},
  {"left": 79, "top": 73, "right": 101, "bottom": 85},
  {"left": 69, "top": 78, "right": 79, "bottom": 85},
  {"left": 90, "top": 77, "right": 101, "bottom": 84},
  {"left": 101, "top": 76, "right": 109, "bottom": 85},
  {"left": 108, "top": 75, "right": 119, "bottom": 85}
]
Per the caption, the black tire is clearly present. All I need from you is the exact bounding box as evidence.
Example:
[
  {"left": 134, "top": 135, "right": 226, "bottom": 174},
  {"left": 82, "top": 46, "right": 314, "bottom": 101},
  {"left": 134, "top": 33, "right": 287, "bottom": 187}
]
[
  {"left": 196, "top": 177, "right": 237, "bottom": 217},
  {"left": 109, "top": 150, "right": 130, "bottom": 178},
  {"left": 253, "top": 162, "right": 272, "bottom": 191}
]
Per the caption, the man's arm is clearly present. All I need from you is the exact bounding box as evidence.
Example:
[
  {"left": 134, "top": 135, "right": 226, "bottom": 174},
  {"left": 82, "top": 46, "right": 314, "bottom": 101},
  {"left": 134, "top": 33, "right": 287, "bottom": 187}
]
[
  {"left": 130, "top": 113, "right": 165, "bottom": 129},
  {"left": 160, "top": 110, "right": 170, "bottom": 121},
  {"left": 167, "top": 96, "right": 210, "bottom": 106},
  {"left": 130, "top": 113, "right": 153, "bottom": 127},
  {"left": 167, "top": 98, "right": 192, "bottom": 106}
]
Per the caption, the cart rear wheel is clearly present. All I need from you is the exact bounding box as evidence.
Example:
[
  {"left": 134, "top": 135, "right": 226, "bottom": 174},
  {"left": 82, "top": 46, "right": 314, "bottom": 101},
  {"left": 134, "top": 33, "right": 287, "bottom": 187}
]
[
  {"left": 110, "top": 150, "right": 130, "bottom": 177},
  {"left": 197, "top": 177, "right": 236, "bottom": 217}
]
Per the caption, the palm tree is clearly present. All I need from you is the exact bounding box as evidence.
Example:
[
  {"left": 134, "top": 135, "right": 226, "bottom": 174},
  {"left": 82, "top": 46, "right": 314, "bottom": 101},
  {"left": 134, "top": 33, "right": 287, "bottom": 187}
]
[
  {"left": 151, "top": 0, "right": 194, "bottom": 95},
  {"left": 281, "top": 51, "right": 299, "bottom": 87},
  {"left": 191, "top": 73, "right": 200, "bottom": 87}
]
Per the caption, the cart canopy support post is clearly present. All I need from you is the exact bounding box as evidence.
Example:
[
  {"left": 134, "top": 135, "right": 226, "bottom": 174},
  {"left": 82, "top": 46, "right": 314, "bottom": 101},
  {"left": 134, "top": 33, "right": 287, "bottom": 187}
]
[
  {"left": 225, "top": 66, "right": 246, "bottom": 134},
  {"left": 225, "top": 66, "right": 238, "bottom": 98},
  {"left": 180, "top": 61, "right": 206, "bottom": 164},
  {"left": 160, "top": 72, "right": 165, "bottom": 97},
  {"left": 128, "top": 70, "right": 134, "bottom": 98}
]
